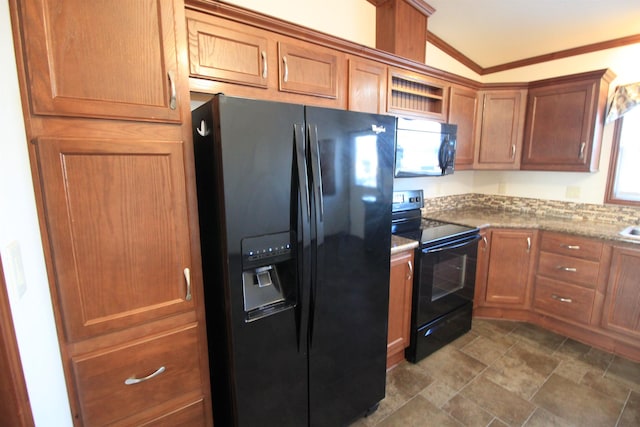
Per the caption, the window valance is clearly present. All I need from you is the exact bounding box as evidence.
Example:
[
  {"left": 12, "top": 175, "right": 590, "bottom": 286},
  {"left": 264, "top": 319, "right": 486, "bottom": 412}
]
[{"left": 606, "top": 81, "right": 640, "bottom": 122}]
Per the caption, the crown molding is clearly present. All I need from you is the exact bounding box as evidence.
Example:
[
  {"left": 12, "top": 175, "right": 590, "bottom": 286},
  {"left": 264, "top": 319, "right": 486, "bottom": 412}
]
[{"left": 428, "top": 31, "right": 640, "bottom": 76}]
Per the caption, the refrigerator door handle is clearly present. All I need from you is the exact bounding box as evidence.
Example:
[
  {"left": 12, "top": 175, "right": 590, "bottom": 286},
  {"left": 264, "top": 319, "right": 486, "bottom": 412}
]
[
  {"left": 294, "top": 124, "right": 311, "bottom": 223},
  {"left": 307, "top": 124, "right": 324, "bottom": 223}
]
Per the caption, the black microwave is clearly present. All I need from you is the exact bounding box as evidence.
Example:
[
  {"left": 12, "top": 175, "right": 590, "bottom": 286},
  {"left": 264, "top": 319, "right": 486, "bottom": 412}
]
[{"left": 394, "top": 118, "right": 457, "bottom": 177}]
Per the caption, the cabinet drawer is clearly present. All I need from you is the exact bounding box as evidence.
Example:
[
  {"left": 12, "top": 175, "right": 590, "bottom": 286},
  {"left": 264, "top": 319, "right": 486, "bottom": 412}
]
[
  {"left": 540, "top": 232, "right": 603, "bottom": 260},
  {"left": 537, "top": 251, "right": 600, "bottom": 288},
  {"left": 533, "top": 276, "right": 595, "bottom": 324},
  {"left": 72, "top": 324, "right": 202, "bottom": 426}
]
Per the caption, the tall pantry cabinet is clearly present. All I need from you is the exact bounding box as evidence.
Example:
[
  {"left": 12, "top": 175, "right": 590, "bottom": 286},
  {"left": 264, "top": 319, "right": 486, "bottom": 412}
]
[{"left": 10, "top": 0, "right": 213, "bottom": 425}]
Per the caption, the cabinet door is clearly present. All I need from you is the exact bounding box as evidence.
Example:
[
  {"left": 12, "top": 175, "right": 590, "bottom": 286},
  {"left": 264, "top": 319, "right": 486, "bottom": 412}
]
[
  {"left": 601, "top": 246, "right": 640, "bottom": 340},
  {"left": 19, "top": 0, "right": 182, "bottom": 122},
  {"left": 522, "top": 80, "right": 600, "bottom": 171},
  {"left": 278, "top": 41, "right": 339, "bottom": 98},
  {"left": 387, "top": 251, "right": 414, "bottom": 368},
  {"left": 448, "top": 86, "right": 479, "bottom": 169},
  {"left": 348, "top": 58, "right": 387, "bottom": 114},
  {"left": 186, "top": 11, "right": 270, "bottom": 88},
  {"left": 482, "top": 229, "right": 536, "bottom": 307},
  {"left": 35, "top": 137, "right": 194, "bottom": 341},
  {"left": 474, "top": 90, "right": 526, "bottom": 169}
]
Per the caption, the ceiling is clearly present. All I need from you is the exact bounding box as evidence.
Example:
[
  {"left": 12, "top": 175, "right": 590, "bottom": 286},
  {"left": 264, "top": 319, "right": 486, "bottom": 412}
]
[{"left": 423, "top": 0, "right": 640, "bottom": 71}]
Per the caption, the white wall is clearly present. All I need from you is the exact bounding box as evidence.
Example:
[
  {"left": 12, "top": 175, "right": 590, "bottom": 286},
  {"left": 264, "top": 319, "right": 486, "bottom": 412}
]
[
  {"left": 0, "top": 2, "right": 73, "bottom": 426},
  {"left": 223, "top": 0, "right": 376, "bottom": 47}
]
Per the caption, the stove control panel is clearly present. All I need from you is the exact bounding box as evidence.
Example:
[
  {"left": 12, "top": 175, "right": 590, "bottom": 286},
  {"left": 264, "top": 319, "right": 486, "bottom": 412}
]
[{"left": 392, "top": 189, "right": 424, "bottom": 212}]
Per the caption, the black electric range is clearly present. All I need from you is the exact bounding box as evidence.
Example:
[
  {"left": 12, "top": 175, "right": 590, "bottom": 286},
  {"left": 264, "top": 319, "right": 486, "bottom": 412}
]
[{"left": 391, "top": 189, "right": 481, "bottom": 362}]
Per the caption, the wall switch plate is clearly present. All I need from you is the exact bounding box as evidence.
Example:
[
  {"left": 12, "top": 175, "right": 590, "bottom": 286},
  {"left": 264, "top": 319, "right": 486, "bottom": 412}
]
[{"left": 2, "top": 241, "right": 27, "bottom": 298}]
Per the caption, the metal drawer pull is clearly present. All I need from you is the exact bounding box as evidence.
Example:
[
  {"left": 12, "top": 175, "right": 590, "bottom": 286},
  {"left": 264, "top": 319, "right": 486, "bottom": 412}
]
[
  {"left": 482, "top": 236, "right": 488, "bottom": 251},
  {"left": 579, "top": 142, "right": 586, "bottom": 159},
  {"left": 261, "top": 51, "right": 267, "bottom": 78},
  {"left": 526, "top": 237, "right": 531, "bottom": 252},
  {"left": 124, "top": 366, "right": 166, "bottom": 385},
  {"left": 184, "top": 267, "right": 192, "bottom": 301},
  {"left": 551, "top": 294, "right": 573, "bottom": 303},
  {"left": 562, "top": 244, "right": 580, "bottom": 250},
  {"left": 407, "top": 260, "right": 413, "bottom": 279},
  {"left": 556, "top": 266, "right": 577, "bottom": 272},
  {"left": 511, "top": 144, "right": 516, "bottom": 159},
  {"left": 283, "top": 56, "right": 289, "bottom": 82},
  {"left": 167, "top": 71, "right": 176, "bottom": 110}
]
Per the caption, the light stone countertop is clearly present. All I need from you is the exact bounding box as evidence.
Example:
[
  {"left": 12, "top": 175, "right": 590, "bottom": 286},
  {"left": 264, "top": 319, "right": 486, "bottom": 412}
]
[{"left": 390, "top": 208, "right": 640, "bottom": 254}]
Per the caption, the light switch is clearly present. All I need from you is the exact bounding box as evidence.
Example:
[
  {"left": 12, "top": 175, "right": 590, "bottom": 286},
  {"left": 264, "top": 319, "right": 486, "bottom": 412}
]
[{"left": 2, "top": 241, "right": 27, "bottom": 298}]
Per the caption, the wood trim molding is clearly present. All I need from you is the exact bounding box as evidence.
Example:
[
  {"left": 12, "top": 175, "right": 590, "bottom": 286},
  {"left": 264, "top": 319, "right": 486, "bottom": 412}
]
[
  {"left": 367, "top": 0, "right": 435, "bottom": 17},
  {"left": 426, "top": 30, "right": 483, "bottom": 75},
  {"left": 0, "top": 257, "right": 35, "bottom": 427},
  {"left": 428, "top": 30, "right": 640, "bottom": 75}
]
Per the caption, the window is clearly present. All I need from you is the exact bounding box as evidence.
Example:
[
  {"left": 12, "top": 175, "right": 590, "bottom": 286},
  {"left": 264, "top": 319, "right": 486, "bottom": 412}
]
[{"left": 606, "top": 106, "right": 640, "bottom": 205}]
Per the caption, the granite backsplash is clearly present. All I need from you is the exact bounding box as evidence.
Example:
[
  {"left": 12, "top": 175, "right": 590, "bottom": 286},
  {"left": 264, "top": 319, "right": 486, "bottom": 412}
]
[{"left": 421, "top": 194, "right": 640, "bottom": 226}]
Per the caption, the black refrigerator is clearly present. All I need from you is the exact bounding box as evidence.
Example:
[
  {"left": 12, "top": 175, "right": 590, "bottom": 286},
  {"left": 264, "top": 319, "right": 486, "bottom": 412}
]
[{"left": 192, "top": 95, "right": 395, "bottom": 427}]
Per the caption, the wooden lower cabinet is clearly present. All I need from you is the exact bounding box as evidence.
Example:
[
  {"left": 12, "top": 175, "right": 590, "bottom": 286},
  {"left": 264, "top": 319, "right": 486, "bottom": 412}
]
[
  {"left": 602, "top": 245, "right": 640, "bottom": 341},
  {"left": 476, "top": 229, "right": 640, "bottom": 362},
  {"left": 475, "top": 229, "right": 537, "bottom": 310},
  {"left": 387, "top": 250, "right": 414, "bottom": 368},
  {"left": 71, "top": 325, "right": 203, "bottom": 426}
]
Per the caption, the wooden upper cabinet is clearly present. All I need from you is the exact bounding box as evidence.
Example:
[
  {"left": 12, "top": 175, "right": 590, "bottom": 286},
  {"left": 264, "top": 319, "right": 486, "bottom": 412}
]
[
  {"left": 278, "top": 40, "right": 339, "bottom": 99},
  {"left": 19, "top": 0, "right": 182, "bottom": 122},
  {"left": 35, "top": 137, "right": 195, "bottom": 341},
  {"left": 448, "top": 86, "right": 479, "bottom": 169},
  {"left": 388, "top": 67, "right": 449, "bottom": 121},
  {"left": 521, "top": 69, "right": 615, "bottom": 172},
  {"left": 186, "top": 10, "right": 270, "bottom": 88},
  {"left": 601, "top": 246, "right": 640, "bottom": 340},
  {"left": 474, "top": 89, "right": 527, "bottom": 169},
  {"left": 348, "top": 57, "right": 387, "bottom": 114}
]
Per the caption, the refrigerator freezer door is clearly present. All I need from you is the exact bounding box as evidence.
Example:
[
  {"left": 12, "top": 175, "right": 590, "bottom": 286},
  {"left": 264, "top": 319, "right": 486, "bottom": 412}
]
[
  {"left": 193, "top": 96, "right": 309, "bottom": 427},
  {"left": 305, "top": 107, "right": 395, "bottom": 426}
]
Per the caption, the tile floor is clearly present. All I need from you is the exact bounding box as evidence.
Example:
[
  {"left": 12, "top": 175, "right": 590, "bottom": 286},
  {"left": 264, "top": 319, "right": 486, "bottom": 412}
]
[{"left": 351, "top": 319, "right": 640, "bottom": 427}]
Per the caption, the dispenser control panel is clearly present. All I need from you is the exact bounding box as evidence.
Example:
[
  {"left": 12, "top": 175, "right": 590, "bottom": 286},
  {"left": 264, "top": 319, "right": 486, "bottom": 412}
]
[{"left": 242, "top": 231, "right": 294, "bottom": 267}]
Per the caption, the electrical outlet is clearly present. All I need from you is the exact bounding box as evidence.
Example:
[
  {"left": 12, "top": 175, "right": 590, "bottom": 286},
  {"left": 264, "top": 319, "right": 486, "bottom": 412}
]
[
  {"left": 566, "top": 186, "right": 581, "bottom": 199},
  {"left": 497, "top": 183, "right": 507, "bottom": 195}
]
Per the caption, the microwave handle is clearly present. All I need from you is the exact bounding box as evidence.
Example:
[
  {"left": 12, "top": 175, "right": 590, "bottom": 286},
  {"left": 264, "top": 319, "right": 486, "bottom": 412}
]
[{"left": 438, "top": 136, "right": 453, "bottom": 175}]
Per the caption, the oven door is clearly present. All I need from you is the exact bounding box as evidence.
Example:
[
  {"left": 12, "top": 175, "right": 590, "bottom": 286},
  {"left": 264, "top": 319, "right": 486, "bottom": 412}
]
[{"left": 413, "top": 234, "right": 480, "bottom": 327}]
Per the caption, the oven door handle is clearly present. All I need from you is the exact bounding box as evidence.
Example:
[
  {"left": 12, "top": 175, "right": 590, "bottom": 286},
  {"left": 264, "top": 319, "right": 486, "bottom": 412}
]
[{"left": 421, "top": 234, "right": 481, "bottom": 254}]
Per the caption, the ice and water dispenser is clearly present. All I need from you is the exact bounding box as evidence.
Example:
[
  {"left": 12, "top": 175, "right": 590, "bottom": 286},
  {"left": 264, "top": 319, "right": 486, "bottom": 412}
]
[{"left": 241, "top": 231, "right": 296, "bottom": 321}]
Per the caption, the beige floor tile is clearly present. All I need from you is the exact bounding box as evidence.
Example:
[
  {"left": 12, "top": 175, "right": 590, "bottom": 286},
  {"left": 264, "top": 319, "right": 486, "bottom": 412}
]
[
  {"left": 531, "top": 373, "right": 624, "bottom": 427},
  {"left": 419, "top": 380, "right": 458, "bottom": 408},
  {"left": 418, "top": 345, "right": 487, "bottom": 390},
  {"left": 523, "top": 407, "right": 574, "bottom": 427},
  {"left": 618, "top": 390, "right": 640, "bottom": 427},
  {"left": 483, "top": 341, "right": 560, "bottom": 399},
  {"left": 509, "top": 323, "right": 566, "bottom": 352},
  {"left": 460, "top": 334, "right": 517, "bottom": 366},
  {"left": 442, "top": 393, "right": 494, "bottom": 427},
  {"left": 376, "top": 395, "right": 462, "bottom": 427},
  {"left": 605, "top": 356, "right": 640, "bottom": 391},
  {"left": 460, "top": 373, "right": 536, "bottom": 426},
  {"left": 580, "top": 370, "right": 631, "bottom": 403},
  {"left": 552, "top": 338, "right": 592, "bottom": 360}
]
